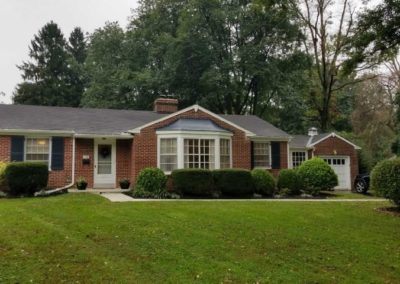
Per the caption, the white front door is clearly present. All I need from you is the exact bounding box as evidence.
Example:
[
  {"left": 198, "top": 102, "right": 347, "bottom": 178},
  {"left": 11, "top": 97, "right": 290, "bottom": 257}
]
[
  {"left": 94, "top": 139, "right": 116, "bottom": 188},
  {"left": 321, "top": 156, "right": 351, "bottom": 190}
]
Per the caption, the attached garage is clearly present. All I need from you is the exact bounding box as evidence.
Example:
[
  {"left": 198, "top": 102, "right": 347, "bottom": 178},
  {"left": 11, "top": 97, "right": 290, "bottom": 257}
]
[
  {"left": 320, "top": 156, "right": 351, "bottom": 190},
  {"left": 290, "top": 130, "right": 361, "bottom": 191}
]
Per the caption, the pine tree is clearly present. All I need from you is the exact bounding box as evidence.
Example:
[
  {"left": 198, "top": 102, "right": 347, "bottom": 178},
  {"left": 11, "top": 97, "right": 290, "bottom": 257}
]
[
  {"left": 13, "top": 21, "right": 80, "bottom": 107},
  {"left": 68, "top": 27, "right": 87, "bottom": 64}
]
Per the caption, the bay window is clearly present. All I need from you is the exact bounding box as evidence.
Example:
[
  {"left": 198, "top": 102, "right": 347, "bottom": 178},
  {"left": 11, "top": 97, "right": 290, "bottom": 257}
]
[
  {"left": 159, "top": 138, "right": 178, "bottom": 171},
  {"left": 220, "top": 139, "right": 231, "bottom": 169},
  {"left": 184, "top": 139, "right": 215, "bottom": 169},
  {"left": 253, "top": 142, "right": 271, "bottom": 168},
  {"left": 25, "top": 138, "right": 50, "bottom": 165}
]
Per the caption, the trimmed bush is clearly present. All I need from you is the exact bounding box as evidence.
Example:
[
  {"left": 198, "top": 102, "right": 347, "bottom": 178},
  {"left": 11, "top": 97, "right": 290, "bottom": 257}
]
[
  {"left": 277, "top": 169, "right": 302, "bottom": 196},
  {"left": 297, "top": 158, "right": 338, "bottom": 195},
  {"left": 171, "top": 169, "right": 214, "bottom": 196},
  {"left": 371, "top": 158, "right": 400, "bottom": 206},
  {"left": 135, "top": 167, "right": 167, "bottom": 196},
  {"left": 0, "top": 162, "right": 8, "bottom": 193},
  {"left": 4, "top": 162, "right": 49, "bottom": 196},
  {"left": 251, "top": 169, "right": 275, "bottom": 196},
  {"left": 213, "top": 169, "right": 254, "bottom": 197}
]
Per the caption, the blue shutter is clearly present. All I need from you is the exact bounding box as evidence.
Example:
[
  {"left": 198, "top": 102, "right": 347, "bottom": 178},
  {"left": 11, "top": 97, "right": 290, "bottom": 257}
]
[
  {"left": 11, "top": 136, "right": 24, "bottom": 161},
  {"left": 271, "top": 142, "right": 281, "bottom": 169},
  {"left": 51, "top": 137, "right": 64, "bottom": 171}
]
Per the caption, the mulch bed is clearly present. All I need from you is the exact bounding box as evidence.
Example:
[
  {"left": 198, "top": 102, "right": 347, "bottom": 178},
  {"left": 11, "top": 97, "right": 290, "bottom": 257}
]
[{"left": 375, "top": 206, "right": 400, "bottom": 217}]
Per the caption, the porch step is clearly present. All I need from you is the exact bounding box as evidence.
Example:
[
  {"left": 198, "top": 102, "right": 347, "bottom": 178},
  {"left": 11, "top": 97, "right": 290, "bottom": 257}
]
[{"left": 68, "top": 188, "right": 130, "bottom": 193}]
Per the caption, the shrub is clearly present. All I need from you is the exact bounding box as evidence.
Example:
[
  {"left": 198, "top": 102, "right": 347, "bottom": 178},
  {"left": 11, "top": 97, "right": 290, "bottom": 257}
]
[
  {"left": 171, "top": 169, "right": 214, "bottom": 196},
  {"left": 134, "top": 167, "right": 167, "bottom": 196},
  {"left": 0, "top": 162, "right": 7, "bottom": 188},
  {"left": 371, "top": 158, "right": 400, "bottom": 206},
  {"left": 251, "top": 169, "right": 275, "bottom": 196},
  {"left": 213, "top": 169, "right": 254, "bottom": 197},
  {"left": 277, "top": 169, "right": 302, "bottom": 196},
  {"left": 297, "top": 158, "right": 338, "bottom": 195},
  {"left": 4, "top": 162, "right": 49, "bottom": 196}
]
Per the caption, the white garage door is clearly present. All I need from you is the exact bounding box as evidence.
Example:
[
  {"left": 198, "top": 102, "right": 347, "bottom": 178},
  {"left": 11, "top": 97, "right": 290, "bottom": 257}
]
[{"left": 320, "top": 156, "right": 351, "bottom": 190}]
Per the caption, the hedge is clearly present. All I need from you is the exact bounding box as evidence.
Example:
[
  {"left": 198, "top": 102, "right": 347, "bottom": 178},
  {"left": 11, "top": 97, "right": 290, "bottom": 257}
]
[
  {"left": 371, "top": 158, "right": 400, "bottom": 206},
  {"left": 213, "top": 169, "right": 254, "bottom": 197},
  {"left": 297, "top": 158, "right": 338, "bottom": 195},
  {"left": 171, "top": 169, "right": 214, "bottom": 196},
  {"left": 4, "top": 162, "right": 49, "bottom": 196},
  {"left": 277, "top": 169, "right": 302, "bottom": 196},
  {"left": 0, "top": 162, "right": 7, "bottom": 192},
  {"left": 251, "top": 169, "right": 275, "bottom": 196},
  {"left": 135, "top": 167, "right": 167, "bottom": 197}
]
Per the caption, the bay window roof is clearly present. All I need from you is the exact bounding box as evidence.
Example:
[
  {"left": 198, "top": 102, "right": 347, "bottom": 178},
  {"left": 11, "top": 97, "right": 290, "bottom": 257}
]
[{"left": 157, "top": 119, "right": 231, "bottom": 133}]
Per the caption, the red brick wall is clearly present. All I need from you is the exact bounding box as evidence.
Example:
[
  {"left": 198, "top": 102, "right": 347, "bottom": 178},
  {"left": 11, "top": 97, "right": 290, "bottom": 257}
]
[
  {"left": 48, "top": 137, "right": 73, "bottom": 188},
  {"left": 131, "top": 109, "right": 252, "bottom": 182},
  {"left": 312, "top": 136, "right": 359, "bottom": 189},
  {"left": 116, "top": 139, "right": 132, "bottom": 185},
  {"left": 75, "top": 138, "right": 94, "bottom": 188},
  {"left": 0, "top": 136, "right": 11, "bottom": 162}
]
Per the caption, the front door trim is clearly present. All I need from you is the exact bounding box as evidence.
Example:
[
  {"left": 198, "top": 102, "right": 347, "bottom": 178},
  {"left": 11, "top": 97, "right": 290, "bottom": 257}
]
[{"left": 93, "top": 138, "right": 116, "bottom": 188}]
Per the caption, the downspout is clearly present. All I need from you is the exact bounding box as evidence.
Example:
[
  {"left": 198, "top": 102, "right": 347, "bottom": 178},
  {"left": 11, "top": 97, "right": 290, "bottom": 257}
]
[{"left": 35, "top": 134, "right": 76, "bottom": 196}]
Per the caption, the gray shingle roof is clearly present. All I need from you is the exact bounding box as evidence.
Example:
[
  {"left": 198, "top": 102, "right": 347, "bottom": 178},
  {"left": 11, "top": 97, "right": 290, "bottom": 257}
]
[
  {"left": 221, "top": 114, "right": 291, "bottom": 138},
  {"left": 158, "top": 119, "right": 231, "bottom": 133},
  {"left": 0, "top": 104, "right": 290, "bottom": 138},
  {"left": 290, "top": 133, "right": 332, "bottom": 148}
]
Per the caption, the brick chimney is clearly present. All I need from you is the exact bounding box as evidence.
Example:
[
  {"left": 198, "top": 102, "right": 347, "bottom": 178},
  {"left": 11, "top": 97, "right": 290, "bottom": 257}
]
[{"left": 154, "top": 98, "right": 178, "bottom": 113}]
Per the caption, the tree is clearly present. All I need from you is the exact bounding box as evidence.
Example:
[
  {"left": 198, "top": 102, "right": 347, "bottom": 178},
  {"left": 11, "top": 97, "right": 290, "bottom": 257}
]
[
  {"left": 290, "top": 0, "right": 368, "bottom": 131},
  {"left": 345, "top": 0, "right": 400, "bottom": 72},
  {"left": 81, "top": 22, "right": 135, "bottom": 109},
  {"left": 0, "top": 91, "right": 5, "bottom": 104},
  {"left": 68, "top": 27, "right": 87, "bottom": 64},
  {"left": 13, "top": 21, "right": 82, "bottom": 107}
]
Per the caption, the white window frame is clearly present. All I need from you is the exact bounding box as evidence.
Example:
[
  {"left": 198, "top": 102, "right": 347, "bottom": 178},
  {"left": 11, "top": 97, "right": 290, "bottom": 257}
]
[
  {"left": 159, "top": 138, "right": 178, "bottom": 172},
  {"left": 156, "top": 131, "right": 233, "bottom": 174},
  {"left": 289, "top": 150, "right": 308, "bottom": 169},
  {"left": 252, "top": 141, "right": 272, "bottom": 169},
  {"left": 219, "top": 138, "right": 232, "bottom": 169},
  {"left": 24, "top": 136, "right": 52, "bottom": 170}
]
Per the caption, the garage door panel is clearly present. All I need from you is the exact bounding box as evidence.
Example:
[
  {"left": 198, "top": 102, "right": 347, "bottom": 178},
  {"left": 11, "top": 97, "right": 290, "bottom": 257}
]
[{"left": 321, "top": 156, "right": 351, "bottom": 190}]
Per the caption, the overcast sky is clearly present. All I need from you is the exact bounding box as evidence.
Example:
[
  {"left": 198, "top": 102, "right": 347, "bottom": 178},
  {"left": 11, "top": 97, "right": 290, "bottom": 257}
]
[{"left": 0, "top": 0, "right": 138, "bottom": 104}]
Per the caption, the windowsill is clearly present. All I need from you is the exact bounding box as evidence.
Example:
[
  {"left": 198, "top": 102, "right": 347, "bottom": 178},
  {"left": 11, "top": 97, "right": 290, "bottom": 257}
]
[{"left": 253, "top": 166, "right": 272, "bottom": 170}]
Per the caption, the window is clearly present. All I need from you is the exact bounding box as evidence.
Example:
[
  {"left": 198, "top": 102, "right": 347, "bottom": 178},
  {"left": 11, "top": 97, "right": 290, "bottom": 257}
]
[
  {"left": 292, "top": 151, "right": 306, "bottom": 168},
  {"left": 159, "top": 138, "right": 177, "bottom": 172},
  {"left": 253, "top": 142, "right": 271, "bottom": 168},
  {"left": 323, "top": 158, "right": 346, "bottom": 165},
  {"left": 220, "top": 139, "right": 231, "bottom": 169},
  {"left": 25, "top": 138, "right": 50, "bottom": 165},
  {"left": 184, "top": 139, "right": 215, "bottom": 169}
]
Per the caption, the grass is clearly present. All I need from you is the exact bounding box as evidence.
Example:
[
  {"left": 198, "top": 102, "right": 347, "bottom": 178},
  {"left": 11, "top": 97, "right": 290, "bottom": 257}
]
[
  {"left": 322, "top": 190, "right": 383, "bottom": 199},
  {"left": 0, "top": 194, "right": 399, "bottom": 283}
]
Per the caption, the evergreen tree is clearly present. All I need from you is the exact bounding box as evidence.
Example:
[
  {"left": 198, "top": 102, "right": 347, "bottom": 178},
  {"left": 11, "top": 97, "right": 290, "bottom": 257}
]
[
  {"left": 68, "top": 27, "right": 87, "bottom": 63},
  {"left": 13, "top": 21, "right": 81, "bottom": 107}
]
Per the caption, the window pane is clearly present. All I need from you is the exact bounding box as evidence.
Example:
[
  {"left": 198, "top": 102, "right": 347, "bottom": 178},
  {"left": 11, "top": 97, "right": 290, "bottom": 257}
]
[
  {"left": 184, "top": 139, "right": 215, "bottom": 169},
  {"left": 253, "top": 142, "right": 270, "bottom": 167},
  {"left": 292, "top": 151, "right": 306, "bottom": 168},
  {"left": 25, "top": 138, "right": 50, "bottom": 165},
  {"left": 160, "top": 138, "right": 177, "bottom": 171},
  {"left": 220, "top": 139, "right": 231, "bottom": 169}
]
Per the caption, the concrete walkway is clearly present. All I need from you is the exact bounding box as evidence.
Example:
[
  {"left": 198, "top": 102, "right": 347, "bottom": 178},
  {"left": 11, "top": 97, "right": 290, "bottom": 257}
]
[
  {"left": 100, "top": 193, "right": 136, "bottom": 202},
  {"left": 99, "top": 193, "right": 386, "bottom": 203}
]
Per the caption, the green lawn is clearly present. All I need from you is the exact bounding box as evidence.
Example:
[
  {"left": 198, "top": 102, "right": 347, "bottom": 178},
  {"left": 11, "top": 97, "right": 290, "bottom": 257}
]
[
  {"left": 0, "top": 194, "right": 399, "bottom": 283},
  {"left": 322, "top": 190, "right": 382, "bottom": 199}
]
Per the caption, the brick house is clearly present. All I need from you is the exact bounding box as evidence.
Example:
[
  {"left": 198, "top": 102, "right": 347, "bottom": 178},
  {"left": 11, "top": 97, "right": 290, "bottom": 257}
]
[{"left": 0, "top": 99, "right": 360, "bottom": 190}]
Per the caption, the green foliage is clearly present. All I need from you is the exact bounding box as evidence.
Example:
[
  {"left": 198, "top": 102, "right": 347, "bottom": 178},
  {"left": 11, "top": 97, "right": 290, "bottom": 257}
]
[
  {"left": 4, "top": 162, "right": 48, "bottom": 196},
  {"left": 277, "top": 169, "right": 302, "bottom": 196},
  {"left": 251, "top": 169, "right": 275, "bottom": 196},
  {"left": 171, "top": 169, "right": 214, "bottom": 196},
  {"left": 371, "top": 158, "right": 400, "bottom": 206},
  {"left": 297, "top": 158, "right": 338, "bottom": 195},
  {"left": 135, "top": 167, "right": 167, "bottom": 196},
  {"left": 213, "top": 169, "right": 254, "bottom": 197},
  {"left": 0, "top": 162, "right": 7, "bottom": 188},
  {"left": 14, "top": 21, "right": 85, "bottom": 107}
]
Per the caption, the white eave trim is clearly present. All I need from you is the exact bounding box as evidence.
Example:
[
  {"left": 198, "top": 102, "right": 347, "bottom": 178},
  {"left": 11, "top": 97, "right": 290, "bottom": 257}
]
[
  {"left": 75, "top": 133, "right": 133, "bottom": 139},
  {"left": 156, "top": 130, "right": 233, "bottom": 137},
  {"left": 307, "top": 132, "right": 361, "bottom": 150},
  {"left": 127, "top": 104, "right": 256, "bottom": 137}
]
